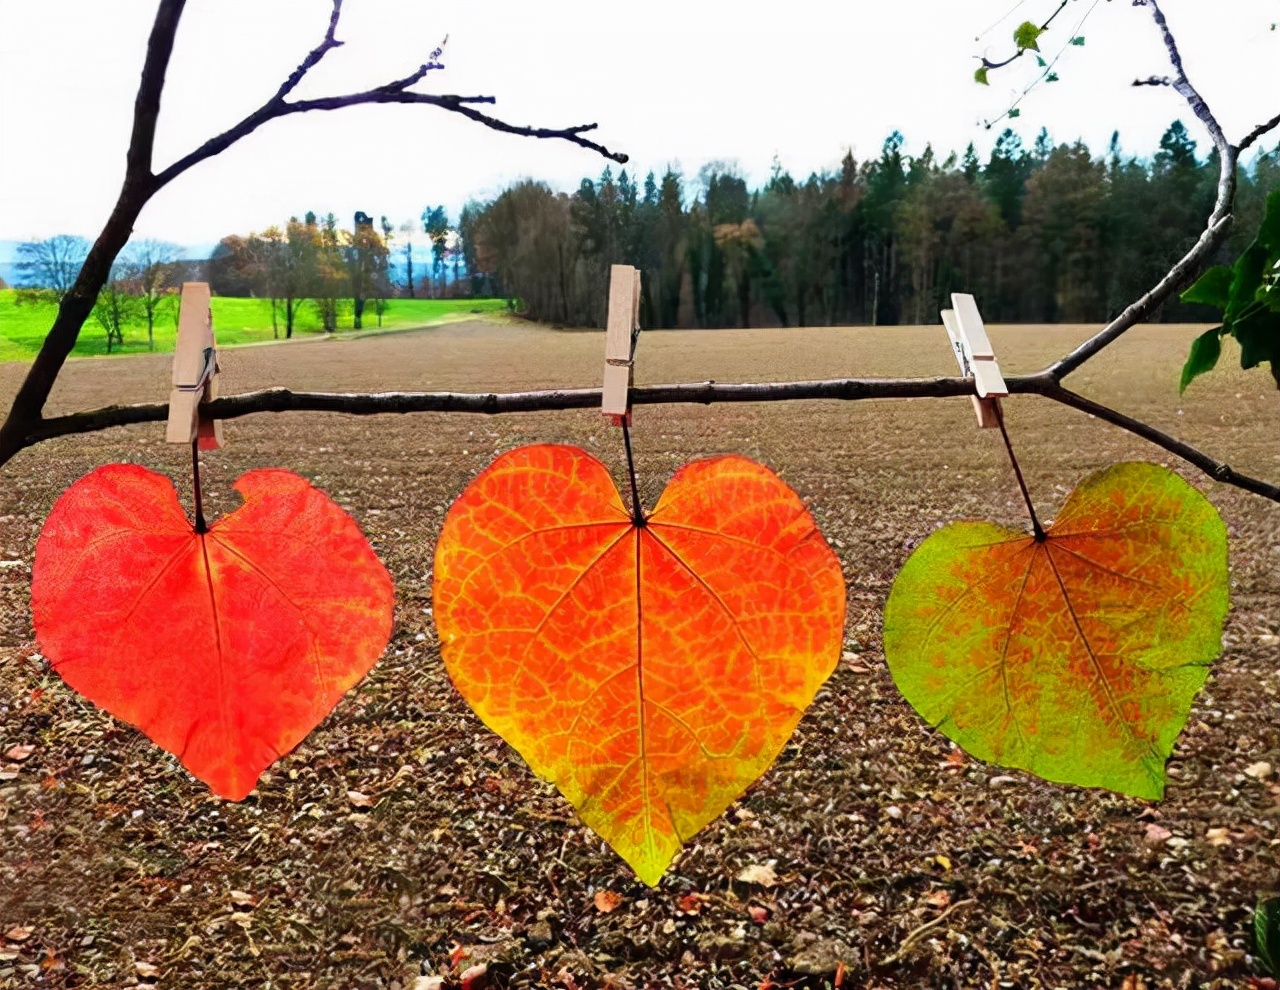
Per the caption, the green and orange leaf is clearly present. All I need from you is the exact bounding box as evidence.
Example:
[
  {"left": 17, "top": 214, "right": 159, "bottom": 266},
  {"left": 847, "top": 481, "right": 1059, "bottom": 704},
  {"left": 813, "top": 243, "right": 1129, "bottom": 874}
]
[
  {"left": 31, "top": 464, "right": 394, "bottom": 800},
  {"left": 433, "top": 445, "right": 846, "bottom": 885},
  {"left": 884, "top": 462, "right": 1228, "bottom": 800}
]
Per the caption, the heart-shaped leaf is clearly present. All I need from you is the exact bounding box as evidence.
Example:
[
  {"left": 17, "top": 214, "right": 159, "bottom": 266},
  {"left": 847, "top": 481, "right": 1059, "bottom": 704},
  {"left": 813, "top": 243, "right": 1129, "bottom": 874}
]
[
  {"left": 884, "top": 462, "right": 1228, "bottom": 800},
  {"left": 31, "top": 464, "right": 394, "bottom": 800},
  {"left": 433, "top": 445, "right": 846, "bottom": 885}
]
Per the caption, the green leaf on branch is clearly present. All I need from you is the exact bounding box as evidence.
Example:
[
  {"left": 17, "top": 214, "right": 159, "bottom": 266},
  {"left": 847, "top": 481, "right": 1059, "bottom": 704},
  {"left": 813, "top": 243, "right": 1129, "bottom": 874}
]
[
  {"left": 1181, "top": 265, "right": 1233, "bottom": 308},
  {"left": 1179, "top": 189, "right": 1280, "bottom": 388},
  {"left": 1046, "top": 72, "right": 1059, "bottom": 83},
  {"left": 1070, "top": 35, "right": 1086, "bottom": 46},
  {"left": 1234, "top": 309, "right": 1280, "bottom": 372},
  {"left": 1007, "top": 108, "right": 1021, "bottom": 119},
  {"left": 974, "top": 66, "right": 989, "bottom": 86},
  {"left": 1179, "top": 327, "right": 1223, "bottom": 392},
  {"left": 1036, "top": 55, "right": 1047, "bottom": 68},
  {"left": 1014, "top": 20, "right": 1044, "bottom": 51}
]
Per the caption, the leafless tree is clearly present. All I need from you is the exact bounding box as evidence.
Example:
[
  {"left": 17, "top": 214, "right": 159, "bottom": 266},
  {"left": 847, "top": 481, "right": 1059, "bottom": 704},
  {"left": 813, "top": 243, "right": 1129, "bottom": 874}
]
[
  {"left": 123, "top": 239, "right": 182, "bottom": 350},
  {"left": 14, "top": 235, "right": 91, "bottom": 301},
  {"left": 0, "top": 0, "right": 624, "bottom": 467}
]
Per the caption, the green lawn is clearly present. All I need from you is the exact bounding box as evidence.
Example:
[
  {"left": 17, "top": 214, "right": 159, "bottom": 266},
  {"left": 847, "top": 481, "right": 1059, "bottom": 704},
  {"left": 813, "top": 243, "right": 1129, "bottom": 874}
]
[{"left": 0, "top": 291, "right": 511, "bottom": 362}]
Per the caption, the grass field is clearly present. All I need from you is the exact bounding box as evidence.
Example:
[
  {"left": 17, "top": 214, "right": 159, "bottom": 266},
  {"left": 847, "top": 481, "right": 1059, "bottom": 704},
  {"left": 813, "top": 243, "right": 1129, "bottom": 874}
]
[
  {"left": 0, "top": 290, "right": 510, "bottom": 361},
  {"left": 0, "top": 320, "right": 1277, "bottom": 989}
]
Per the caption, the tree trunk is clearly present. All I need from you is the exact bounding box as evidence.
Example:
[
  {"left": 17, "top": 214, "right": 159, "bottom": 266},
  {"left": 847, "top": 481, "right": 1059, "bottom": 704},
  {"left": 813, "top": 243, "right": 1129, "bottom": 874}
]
[{"left": 0, "top": 172, "right": 155, "bottom": 465}]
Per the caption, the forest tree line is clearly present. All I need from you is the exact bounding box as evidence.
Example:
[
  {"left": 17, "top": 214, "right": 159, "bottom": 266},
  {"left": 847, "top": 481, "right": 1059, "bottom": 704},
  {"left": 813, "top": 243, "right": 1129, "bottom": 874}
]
[
  {"left": 16, "top": 121, "right": 1279, "bottom": 341},
  {"left": 463, "top": 122, "right": 1280, "bottom": 329}
]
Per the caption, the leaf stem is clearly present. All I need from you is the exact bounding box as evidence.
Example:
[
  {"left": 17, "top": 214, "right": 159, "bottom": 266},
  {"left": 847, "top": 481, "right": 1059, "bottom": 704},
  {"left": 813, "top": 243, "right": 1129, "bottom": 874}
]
[
  {"left": 994, "top": 402, "right": 1045, "bottom": 541},
  {"left": 191, "top": 438, "right": 208, "bottom": 534},
  {"left": 620, "top": 421, "right": 645, "bottom": 526}
]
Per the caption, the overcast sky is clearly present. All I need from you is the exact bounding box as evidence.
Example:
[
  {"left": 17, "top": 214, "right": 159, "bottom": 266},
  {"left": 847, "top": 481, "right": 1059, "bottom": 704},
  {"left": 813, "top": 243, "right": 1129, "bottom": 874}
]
[{"left": 1, "top": 0, "right": 1277, "bottom": 247}]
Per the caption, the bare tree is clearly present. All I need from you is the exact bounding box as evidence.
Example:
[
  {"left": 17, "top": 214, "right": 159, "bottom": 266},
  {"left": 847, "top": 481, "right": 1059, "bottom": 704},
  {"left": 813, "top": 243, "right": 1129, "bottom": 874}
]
[
  {"left": 15, "top": 235, "right": 90, "bottom": 301},
  {"left": 123, "top": 239, "right": 181, "bottom": 350},
  {"left": 0, "top": 0, "right": 624, "bottom": 467}
]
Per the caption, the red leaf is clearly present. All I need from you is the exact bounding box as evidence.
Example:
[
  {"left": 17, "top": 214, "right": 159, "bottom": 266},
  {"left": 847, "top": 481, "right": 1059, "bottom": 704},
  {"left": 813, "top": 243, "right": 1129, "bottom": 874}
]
[{"left": 31, "top": 464, "right": 394, "bottom": 800}]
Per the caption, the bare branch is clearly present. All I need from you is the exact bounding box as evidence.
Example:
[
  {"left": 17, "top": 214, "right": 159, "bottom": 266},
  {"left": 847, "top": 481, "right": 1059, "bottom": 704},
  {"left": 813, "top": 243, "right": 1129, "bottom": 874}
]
[
  {"left": 1139, "top": 0, "right": 1230, "bottom": 154},
  {"left": 1240, "top": 109, "right": 1280, "bottom": 153},
  {"left": 1027, "top": 381, "right": 1280, "bottom": 501},
  {"left": 12, "top": 374, "right": 1277, "bottom": 504},
  {"left": 1132, "top": 75, "right": 1170, "bottom": 87},
  {"left": 272, "top": 0, "right": 344, "bottom": 103},
  {"left": 152, "top": 1, "right": 625, "bottom": 188},
  {"left": 125, "top": 0, "right": 186, "bottom": 177},
  {"left": 1048, "top": 0, "right": 1242, "bottom": 379},
  {"left": 1049, "top": 209, "right": 1234, "bottom": 378},
  {"left": 0, "top": 0, "right": 627, "bottom": 469}
]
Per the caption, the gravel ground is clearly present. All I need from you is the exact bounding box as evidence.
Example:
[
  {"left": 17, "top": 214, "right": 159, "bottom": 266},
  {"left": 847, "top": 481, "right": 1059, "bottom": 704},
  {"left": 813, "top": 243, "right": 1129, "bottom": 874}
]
[{"left": 1, "top": 319, "right": 1277, "bottom": 989}]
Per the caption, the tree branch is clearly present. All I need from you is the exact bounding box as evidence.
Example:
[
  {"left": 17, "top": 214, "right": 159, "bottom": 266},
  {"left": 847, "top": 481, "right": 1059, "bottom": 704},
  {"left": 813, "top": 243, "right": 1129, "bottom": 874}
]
[
  {"left": 978, "top": 0, "right": 1072, "bottom": 70},
  {"left": 1049, "top": 210, "right": 1234, "bottom": 378},
  {"left": 1048, "top": 0, "right": 1243, "bottom": 380},
  {"left": 0, "top": 0, "right": 626, "bottom": 470},
  {"left": 1139, "top": 0, "right": 1230, "bottom": 154},
  {"left": 272, "top": 0, "right": 343, "bottom": 102},
  {"left": 1239, "top": 109, "right": 1280, "bottom": 153},
  {"left": 125, "top": 0, "right": 186, "bottom": 177},
  {"left": 152, "top": 0, "right": 626, "bottom": 189},
  {"left": 11, "top": 374, "right": 1277, "bottom": 504},
  {"left": 1026, "top": 380, "right": 1280, "bottom": 501}
]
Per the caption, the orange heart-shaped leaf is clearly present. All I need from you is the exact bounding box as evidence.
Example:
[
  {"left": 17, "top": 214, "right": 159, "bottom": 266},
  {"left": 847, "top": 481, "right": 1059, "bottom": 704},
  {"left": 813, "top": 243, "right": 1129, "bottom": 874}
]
[
  {"left": 433, "top": 444, "right": 846, "bottom": 885},
  {"left": 31, "top": 464, "right": 394, "bottom": 800}
]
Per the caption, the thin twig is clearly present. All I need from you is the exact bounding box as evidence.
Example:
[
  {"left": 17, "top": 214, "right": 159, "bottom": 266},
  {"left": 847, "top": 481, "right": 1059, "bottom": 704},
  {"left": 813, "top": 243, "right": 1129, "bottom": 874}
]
[
  {"left": 1047, "top": 0, "right": 1244, "bottom": 379},
  {"left": 272, "top": 0, "right": 344, "bottom": 103},
  {"left": 10, "top": 374, "right": 1278, "bottom": 504},
  {"left": 1140, "top": 0, "right": 1229, "bottom": 154},
  {"left": 1049, "top": 212, "right": 1234, "bottom": 378},
  {"left": 882, "top": 899, "right": 977, "bottom": 966},
  {"left": 1240, "top": 109, "right": 1280, "bottom": 153},
  {"left": 982, "top": 0, "right": 1102, "bottom": 129},
  {"left": 1027, "top": 380, "right": 1280, "bottom": 501},
  {"left": 978, "top": 0, "right": 1071, "bottom": 69}
]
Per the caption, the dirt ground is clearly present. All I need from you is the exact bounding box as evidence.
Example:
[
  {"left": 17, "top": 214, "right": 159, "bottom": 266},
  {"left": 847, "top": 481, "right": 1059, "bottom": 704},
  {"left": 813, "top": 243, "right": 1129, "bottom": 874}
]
[{"left": 1, "top": 319, "right": 1277, "bottom": 990}]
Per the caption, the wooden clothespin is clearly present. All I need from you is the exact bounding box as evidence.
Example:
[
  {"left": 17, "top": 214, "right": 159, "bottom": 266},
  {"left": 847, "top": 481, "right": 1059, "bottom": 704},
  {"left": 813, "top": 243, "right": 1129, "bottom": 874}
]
[
  {"left": 941, "top": 293, "right": 1008, "bottom": 429},
  {"left": 166, "top": 282, "right": 222, "bottom": 449},
  {"left": 602, "top": 263, "right": 642, "bottom": 426}
]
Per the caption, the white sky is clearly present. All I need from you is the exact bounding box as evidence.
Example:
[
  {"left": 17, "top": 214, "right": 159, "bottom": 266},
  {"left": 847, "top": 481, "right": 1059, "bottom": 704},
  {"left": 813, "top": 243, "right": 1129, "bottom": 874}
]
[{"left": 1, "top": 0, "right": 1277, "bottom": 247}]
